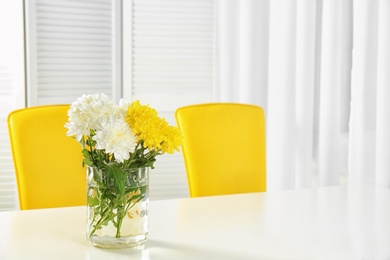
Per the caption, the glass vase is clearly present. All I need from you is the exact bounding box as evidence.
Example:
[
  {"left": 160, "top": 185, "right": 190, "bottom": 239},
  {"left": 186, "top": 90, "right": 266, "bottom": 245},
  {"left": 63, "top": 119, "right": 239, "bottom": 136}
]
[{"left": 86, "top": 166, "right": 149, "bottom": 249}]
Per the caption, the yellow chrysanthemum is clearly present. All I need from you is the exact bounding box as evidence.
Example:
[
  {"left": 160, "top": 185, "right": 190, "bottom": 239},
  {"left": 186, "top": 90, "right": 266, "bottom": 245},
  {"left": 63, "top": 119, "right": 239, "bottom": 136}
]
[
  {"left": 160, "top": 125, "right": 184, "bottom": 154},
  {"left": 125, "top": 100, "right": 183, "bottom": 153},
  {"left": 136, "top": 117, "right": 167, "bottom": 151},
  {"left": 126, "top": 100, "right": 158, "bottom": 130}
]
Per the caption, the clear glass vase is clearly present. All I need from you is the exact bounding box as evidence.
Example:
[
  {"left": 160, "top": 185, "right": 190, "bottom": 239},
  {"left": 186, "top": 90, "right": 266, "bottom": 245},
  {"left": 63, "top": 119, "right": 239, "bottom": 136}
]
[{"left": 86, "top": 166, "right": 149, "bottom": 249}]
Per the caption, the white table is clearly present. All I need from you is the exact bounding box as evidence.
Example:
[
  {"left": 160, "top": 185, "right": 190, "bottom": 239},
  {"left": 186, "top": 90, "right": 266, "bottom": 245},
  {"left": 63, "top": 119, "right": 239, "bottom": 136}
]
[{"left": 1, "top": 185, "right": 390, "bottom": 259}]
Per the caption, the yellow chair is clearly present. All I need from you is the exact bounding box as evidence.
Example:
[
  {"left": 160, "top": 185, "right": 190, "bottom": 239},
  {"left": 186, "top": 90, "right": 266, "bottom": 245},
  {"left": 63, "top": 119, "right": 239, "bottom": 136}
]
[
  {"left": 175, "top": 103, "right": 266, "bottom": 197},
  {"left": 7, "top": 105, "right": 86, "bottom": 210}
]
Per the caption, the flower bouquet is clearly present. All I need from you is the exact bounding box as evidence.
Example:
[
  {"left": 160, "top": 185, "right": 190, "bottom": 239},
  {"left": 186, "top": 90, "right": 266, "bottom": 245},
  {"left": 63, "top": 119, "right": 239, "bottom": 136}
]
[{"left": 65, "top": 93, "right": 182, "bottom": 248}]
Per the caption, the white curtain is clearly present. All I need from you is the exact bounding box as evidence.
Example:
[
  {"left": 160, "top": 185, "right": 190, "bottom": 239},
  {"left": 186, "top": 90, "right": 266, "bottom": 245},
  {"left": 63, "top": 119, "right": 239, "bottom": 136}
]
[
  {"left": 217, "top": 0, "right": 390, "bottom": 190},
  {"left": 349, "top": 0, "right": 390, "bottom": 187}
]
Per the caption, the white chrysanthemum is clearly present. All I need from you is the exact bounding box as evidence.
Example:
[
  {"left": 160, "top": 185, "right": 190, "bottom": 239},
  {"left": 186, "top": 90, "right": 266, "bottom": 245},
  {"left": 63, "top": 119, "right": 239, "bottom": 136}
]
[
  {"left": 93, "top": 115, "right": 137, "bottom": 163},
  {"left": 116, "top": 98, "right": 132, "bottom": 117},
  {"left": 65, "top": 93, "right": 115, "bottom": 141}
]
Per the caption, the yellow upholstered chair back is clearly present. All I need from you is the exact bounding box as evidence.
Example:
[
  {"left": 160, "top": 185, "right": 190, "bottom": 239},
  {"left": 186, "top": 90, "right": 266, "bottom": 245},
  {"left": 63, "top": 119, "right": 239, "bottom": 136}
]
[
  {"left": 7, "top": 105, "right": 86, "bottom": 210},
  {"left": 175, "top": 103, "right": 266, "bottom": 197}
]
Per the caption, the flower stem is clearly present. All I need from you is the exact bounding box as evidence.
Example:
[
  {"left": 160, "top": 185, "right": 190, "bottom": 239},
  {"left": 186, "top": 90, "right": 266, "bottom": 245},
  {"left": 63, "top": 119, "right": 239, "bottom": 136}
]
[{"left": 115, "top": 206, "right": 125, "bottom": 238}]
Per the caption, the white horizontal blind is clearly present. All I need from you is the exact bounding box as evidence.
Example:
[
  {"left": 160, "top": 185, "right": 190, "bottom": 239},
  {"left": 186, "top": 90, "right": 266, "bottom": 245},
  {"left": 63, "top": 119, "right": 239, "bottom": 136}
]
[
  {"left": 0, "top": 67, "right": 19, "bottom": 211},
  {"left": 127, "top": 0, "right": 215, "bottom": 111},
  {"left": 0, "top": 1, "right": 26, "bottom": 211},
  {"left": 124, "top": 0, "right": 216, "bottom": 199},
  {"left": 25, "top": 0, "right": 121, "bottom": 106}
]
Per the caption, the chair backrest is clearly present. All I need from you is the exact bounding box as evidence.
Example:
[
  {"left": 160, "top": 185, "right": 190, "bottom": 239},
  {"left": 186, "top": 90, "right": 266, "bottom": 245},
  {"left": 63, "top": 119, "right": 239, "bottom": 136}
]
[
  {"left": 175, "top": 103, "right": 266, "bottom": 197},
  {"left": 7, "top": 105, "right": 86, "bottom": 210}
]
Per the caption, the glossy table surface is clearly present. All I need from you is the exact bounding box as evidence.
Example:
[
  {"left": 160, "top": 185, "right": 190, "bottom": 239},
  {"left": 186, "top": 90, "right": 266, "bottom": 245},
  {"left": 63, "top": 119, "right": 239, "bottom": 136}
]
[{"left": 1, "top": 185, "right": 390, "bottom": 259}]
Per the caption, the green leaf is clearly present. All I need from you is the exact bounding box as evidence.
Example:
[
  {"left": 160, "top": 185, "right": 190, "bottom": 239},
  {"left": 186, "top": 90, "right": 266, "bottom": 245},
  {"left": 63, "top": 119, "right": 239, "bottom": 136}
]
[
  {"left": 87, "top": 196, "right": 99, "bottom": 207},
  {"left": 83, "top": 158, "right": 93, "bottom": 166},
  {"left": 105, "top": 164, "right": 126, "bottom": 196}
]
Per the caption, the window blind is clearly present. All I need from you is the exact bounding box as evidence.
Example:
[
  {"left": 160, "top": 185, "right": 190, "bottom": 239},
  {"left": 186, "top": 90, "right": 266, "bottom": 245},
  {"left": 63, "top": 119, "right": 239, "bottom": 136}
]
[
  {"left": 0, "top": 1, "right": 26, "bottom": 211},
  {"left": 124, "top": 0, "right": 216, "bottom": 199},
  {"left": 128, "top": 0, "right": 215, "bottom": 111},
  {"left": 25, "top": 0, "right": 121, "bottom": 106},
  {"left": 0, "top": 66, "right": 18, "bottom": 211}
]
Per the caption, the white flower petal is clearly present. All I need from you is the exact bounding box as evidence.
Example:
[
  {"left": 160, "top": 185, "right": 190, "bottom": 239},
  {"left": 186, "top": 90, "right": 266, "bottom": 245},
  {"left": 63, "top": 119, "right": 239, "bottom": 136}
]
[
  {"left": 92, "top": 115, "right": 137, "bottom": 163},
  {"left": 65, "top": 93, "right": 115, "bottom": 141}
]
